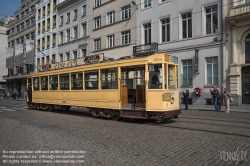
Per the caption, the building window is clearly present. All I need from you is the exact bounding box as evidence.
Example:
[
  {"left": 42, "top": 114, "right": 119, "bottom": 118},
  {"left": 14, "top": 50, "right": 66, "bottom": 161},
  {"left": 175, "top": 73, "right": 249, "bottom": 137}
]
[
  {"left": 161, "top": 18, "right": 170, "bottom": 42},
  {"left": 66, "top": 52, "right": 70, "bottom": 60},
  {"left": 85, "top": 70, "right": 99, "bottom": 90},
  {"left": 16, "top": 15, "right": 19, "bottom": 20},
  {"left": 16, "top": 38, "right": 20, "bottom": 44},
  {"left": 67, "top": 13, "right": 70, "bottom": 23},
  {"left": 245, "top": 33, "right": 250, "bottom": 64},
  {"left": 81, "top": 49, "right": 87, "bottom": 57},
  {"left": 26, "top": 34, "right": 30, "bottom": 40},
  {"left": 182, "top": 12, "right": 192, "bottom": 39},
  {"left": 66, "top": 29, "right": 70, "bottom": 42},
  {"left": 60, "top": 32, "right": 63, "bottom": 44},
  {"left": 144, "top": 0, "right": 151, "bottom": 8},
  {"left": 21, "top": 23, "right": 25, "bottom": 31},
  {"left": 60, "top": 54, "right": 63, "bottom": 62},
  {"left": 31, "top": 17, "right": 35, "bottom": 25},
  {"left": 144, "top": 23, "right": 151, "bottom": 44},
  {"left": 82, "top": 23, "right": 87, "bottom": 37},
  {"left": 73, "top": 50, "right": 78, "bottom": 59},
  {"left": 12, "top": 28, "right": 15, "bottom": 35},
  {"left": 94, "top": 16, "right": 101, "bottom": 29},
  {"left": 108, "top": 35, "right": 115, "bottom": 48},
  {"left": 60, "top": 16, "right": 63, "bottom": 25},
  {"left": 8, "top": 42, "right": 10, "bottom": 47},
  {"left": 82, "top": 5, "right": 86, "bottom": 16},
  {"left": 74, "top": 9, "right": 78, "bottom": 20},
  {"left": 12, "top": 41, "right": 15, "bottom": 47},
  {"left": 108, "top": 11, "right": 115, "bottom": 24},
  {"left": 31, "top": 6, "right": 35, "bottom": 12},
  {"left": 121, "top": 30, "right": 130, "bottom": 45},
  {"left": 94, "top": 38, "right": 101, "bottom": 51},
  {"left": 25, "top": 9, "right": 29, "bottom": 15},
  {"left": 182, "top": 60, "right": 192, "bottom": 85},
  {"left": 74, "top": 26, "right": 78, "bottom": 39},
  {"left": 95, "top": 0, "right": 101, "bottom": 7},
  {"left": 31, "top": 32, "right": 34, "bottom": 40},
  {"left": 206, "top": 5, "right": 218, "bottom": 34},
  {"left": 17, "top": 25, "right": 20, "bottom": 32},
  {"left": 206, "top": 57, "right": 218, "bottom": 85},
  {"left": 26, "top": 20, "right": 30, "bottom": 28},
  {"left": 121, "top": 5, "right": 130, "bottom": 20},
  {"left": 21, "top": 12, "right": 24, "bottom": 17},
  {"left": 21, "top": 37, "right": 24, "bottom": 44},
  {"left": 246, "top": 0, "right": 250, "bottom": 3}
]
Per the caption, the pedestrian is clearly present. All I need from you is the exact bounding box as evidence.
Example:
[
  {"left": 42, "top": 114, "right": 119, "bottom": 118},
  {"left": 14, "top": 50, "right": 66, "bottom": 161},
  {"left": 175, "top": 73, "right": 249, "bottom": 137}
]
[
  {"left": 223, "top": 88, "right": 232, "bottom": 113},
  {"left": 182, "top": 89, "right": 189, "bottom": 110},
  {"left": 210, "top": 86, "right": 220, "bottom": 111}
]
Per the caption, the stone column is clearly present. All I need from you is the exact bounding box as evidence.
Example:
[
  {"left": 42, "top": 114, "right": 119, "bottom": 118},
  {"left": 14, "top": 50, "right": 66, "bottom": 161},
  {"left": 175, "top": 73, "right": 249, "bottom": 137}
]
[{"left": 228, "top": 20, "right": 241, "bottom": 105}]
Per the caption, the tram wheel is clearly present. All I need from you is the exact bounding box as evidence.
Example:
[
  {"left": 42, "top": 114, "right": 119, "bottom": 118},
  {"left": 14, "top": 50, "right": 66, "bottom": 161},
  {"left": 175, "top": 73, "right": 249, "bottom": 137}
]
[
  {"left": 111, "top": 111, "right": 120, "bottom": 121},
  {"left": 47, "top": 105, "right": 53, "bottom": 112}
]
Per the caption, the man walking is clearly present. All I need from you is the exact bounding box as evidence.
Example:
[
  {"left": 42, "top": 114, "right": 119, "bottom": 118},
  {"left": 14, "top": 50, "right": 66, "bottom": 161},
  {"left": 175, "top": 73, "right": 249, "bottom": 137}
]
[
  {"left": 210, "top": 86, "right": 220, "bottom": 111},
  {"left": 182, "top": 89, "right": 189, "bottom": 110}
]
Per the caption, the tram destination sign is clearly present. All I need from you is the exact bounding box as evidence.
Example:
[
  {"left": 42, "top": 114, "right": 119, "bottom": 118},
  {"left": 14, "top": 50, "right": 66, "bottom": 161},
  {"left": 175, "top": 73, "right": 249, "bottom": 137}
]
[
  {"left": 39, "top": 53, "right": 104, "bottom": 71},
  {"left": 164, "top": 54, "right": 178, "bottom": 64}
]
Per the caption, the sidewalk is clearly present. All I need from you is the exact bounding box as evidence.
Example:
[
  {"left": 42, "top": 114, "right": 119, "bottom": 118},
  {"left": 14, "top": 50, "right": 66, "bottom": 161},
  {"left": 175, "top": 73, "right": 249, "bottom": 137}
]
[
  {"left": 0, "top": 97, "right": 26, "bottom": 101},
  {"left": 180, "top": 104, "right": 250, "bottom": 113}
]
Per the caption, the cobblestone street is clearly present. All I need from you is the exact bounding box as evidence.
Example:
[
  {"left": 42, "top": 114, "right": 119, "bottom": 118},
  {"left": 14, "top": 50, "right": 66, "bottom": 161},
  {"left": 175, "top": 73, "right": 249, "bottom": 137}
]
[{"left": 0, "top": 100, "right": 250, "bottom": 166}]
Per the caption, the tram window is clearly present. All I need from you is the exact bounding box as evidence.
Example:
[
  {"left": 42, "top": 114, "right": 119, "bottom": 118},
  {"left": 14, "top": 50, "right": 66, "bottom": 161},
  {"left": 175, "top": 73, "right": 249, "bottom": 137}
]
[
  {"left": 50, "top": 75, "right": 58, "bottom": 90},
  {"left": 60, "top": 74, "right": 69, "bottom": 90},
  {"left": 71, "top": 72, "right": 83, "bottom": 90},
  {"left": 168, "top": 64, "right": 176, "bottom": 89},
  {"left": 101, "top": 68, "right": 118, "bottom": 89},
  {"left": 41, "top": 76, "right": 48, "bottom": 90},
  {"left": 148, "top": 64, "right": 163, "bottom": 89},
  {"left": 121, "top": 68, "right": 127, "bottom": 85},
  {"left": 85, "top": 70, "right": 98, "bottom": 90},
  {"left": 33, "top": 77, "right": 40, "bottom": 90}
]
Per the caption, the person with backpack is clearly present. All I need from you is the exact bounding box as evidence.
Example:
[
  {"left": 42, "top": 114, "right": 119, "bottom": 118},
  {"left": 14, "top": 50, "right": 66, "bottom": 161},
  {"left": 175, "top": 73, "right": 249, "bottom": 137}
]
[
  {"left": 210, "top": 86, "right": 220, "bottom": 111},
  {"left": 223, "top": 88, "right": 232, "bottom": 113}
]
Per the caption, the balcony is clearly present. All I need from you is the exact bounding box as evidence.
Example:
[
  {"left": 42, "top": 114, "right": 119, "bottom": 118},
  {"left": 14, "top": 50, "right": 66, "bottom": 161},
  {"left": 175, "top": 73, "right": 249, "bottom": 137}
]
[
  {"left": 133, "top": 42, "right": 158, "bottom": 57},
  {"left": 229, "top": 3, "right": 250, "bottom": 18}
]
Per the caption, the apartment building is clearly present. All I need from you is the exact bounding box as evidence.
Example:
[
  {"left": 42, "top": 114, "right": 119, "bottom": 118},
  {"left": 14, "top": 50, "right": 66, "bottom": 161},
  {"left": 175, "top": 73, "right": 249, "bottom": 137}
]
[
  {"left": 4, "top": 0, "right": 39, "bottom": 97},
  {"left": 57, "top": 0, "right": 90, "bottom": 62},
  {"left": 135, "top": 0, "right": 230, "bottom": 105},
  {"left": 89, "top": 0, "right": 137, "bottom": 59},
  {"left": 36, "top": 0, "right": 58, "bottom": 71},
  {"left": 227, "top": 0, "right": 250, "bottom": 105},
  {"left": 0, "top": 18, "right": 13, "bottom": 93}
]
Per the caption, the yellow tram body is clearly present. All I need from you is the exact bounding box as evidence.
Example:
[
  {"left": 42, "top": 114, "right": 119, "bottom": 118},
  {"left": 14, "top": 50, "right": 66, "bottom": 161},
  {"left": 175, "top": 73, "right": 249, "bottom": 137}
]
[{"left": 27, "top": 53, "right": 180, "bottom": 121}]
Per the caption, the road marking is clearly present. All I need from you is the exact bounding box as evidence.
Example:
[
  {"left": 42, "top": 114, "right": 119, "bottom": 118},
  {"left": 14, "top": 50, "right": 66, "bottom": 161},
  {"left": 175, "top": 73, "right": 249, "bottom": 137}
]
[{"left": 0, "top": 107, "right": 5, "bottom": 109}]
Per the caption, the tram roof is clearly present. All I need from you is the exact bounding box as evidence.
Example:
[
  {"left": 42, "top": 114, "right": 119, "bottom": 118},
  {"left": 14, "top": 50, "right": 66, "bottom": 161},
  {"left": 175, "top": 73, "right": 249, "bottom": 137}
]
[{"left": 28, "top": 53, "right": 178, "bottom": 77}]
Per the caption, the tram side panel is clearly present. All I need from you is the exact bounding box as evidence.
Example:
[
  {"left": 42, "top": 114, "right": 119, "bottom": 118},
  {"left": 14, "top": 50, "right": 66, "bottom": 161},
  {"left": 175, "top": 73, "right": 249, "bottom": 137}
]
[
  {"left": 32, "top": 91, "right": 120, "bottom": 109},
  {"left": 147, "top": 90, "right": 180, "bottom": 111}
]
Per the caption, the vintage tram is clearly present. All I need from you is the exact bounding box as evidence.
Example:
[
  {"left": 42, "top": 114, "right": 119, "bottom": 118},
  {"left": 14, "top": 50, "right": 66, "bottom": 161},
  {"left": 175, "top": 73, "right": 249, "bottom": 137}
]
[{"left": 26, "top": 53, "right": 180, "bottom": 121}]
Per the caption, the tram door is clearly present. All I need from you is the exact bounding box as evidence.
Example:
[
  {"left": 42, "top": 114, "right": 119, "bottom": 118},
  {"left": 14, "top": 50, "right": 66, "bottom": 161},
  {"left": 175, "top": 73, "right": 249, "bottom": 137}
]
[{"left": 120, "top": 66, "right": 146, "bottom": 110}]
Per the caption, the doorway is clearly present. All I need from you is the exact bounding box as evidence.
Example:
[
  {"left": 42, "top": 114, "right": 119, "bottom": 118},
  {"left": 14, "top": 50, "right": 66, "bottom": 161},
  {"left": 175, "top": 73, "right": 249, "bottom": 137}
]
[
  {"left": 120, "top": 65, "right": 146, "bottom": 110},
  {"left": 242, "top": 66, "right": 250, "bottom": 104}
]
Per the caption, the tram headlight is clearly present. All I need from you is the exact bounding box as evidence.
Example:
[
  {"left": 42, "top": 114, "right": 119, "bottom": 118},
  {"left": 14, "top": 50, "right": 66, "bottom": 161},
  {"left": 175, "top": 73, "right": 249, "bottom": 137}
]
[{"left": 170, "top": 97, "right": 174, "bottom": 104}]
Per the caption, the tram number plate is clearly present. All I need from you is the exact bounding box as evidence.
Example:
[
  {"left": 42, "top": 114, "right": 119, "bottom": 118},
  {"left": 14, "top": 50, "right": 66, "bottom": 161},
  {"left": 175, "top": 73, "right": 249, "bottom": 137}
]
[
  {"left": 62, "top": 100, "right": 66, "bottom": 103},
  {"left": 162, "top": 93, "right": 171, "bottom": 101}
]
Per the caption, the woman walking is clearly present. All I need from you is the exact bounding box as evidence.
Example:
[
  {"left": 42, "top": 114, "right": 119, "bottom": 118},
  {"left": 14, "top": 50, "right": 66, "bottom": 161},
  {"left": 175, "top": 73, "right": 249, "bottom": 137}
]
[{"left": 223, "top": 88, "right": 232, "bottom": 113}]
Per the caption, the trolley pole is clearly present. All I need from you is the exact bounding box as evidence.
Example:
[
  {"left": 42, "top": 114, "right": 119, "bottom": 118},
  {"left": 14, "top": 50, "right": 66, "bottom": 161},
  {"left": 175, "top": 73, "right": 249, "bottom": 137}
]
[{"left": 219, "top": 0, "right": 224, "bottom": 111}]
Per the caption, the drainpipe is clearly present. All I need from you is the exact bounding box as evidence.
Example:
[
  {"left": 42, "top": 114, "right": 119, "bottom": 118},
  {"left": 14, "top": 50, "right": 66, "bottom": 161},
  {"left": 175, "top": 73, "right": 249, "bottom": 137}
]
[{"left": 220, "top": 0, "right": 224, "bottom": 106}]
